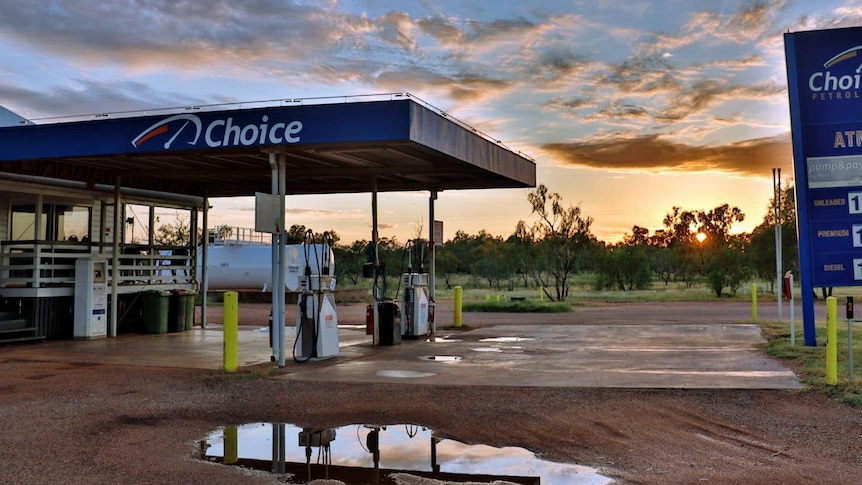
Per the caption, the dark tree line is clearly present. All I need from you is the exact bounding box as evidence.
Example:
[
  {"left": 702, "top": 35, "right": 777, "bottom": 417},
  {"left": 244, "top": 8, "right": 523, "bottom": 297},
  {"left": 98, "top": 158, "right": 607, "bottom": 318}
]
[{"left": 320, "top": 184, "right": 798, "bottom": 302}]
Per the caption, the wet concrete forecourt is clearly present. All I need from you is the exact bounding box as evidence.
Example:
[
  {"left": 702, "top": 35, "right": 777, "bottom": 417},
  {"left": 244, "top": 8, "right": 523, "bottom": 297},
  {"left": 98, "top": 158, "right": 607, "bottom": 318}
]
[{"left": 1, "top": 300, "right": 801, "bottom": 390}]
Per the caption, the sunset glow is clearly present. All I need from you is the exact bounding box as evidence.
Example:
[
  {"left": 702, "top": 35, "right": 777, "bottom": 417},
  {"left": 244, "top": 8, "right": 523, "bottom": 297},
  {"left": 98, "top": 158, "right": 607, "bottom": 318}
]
[{"left": 0, "top": 1, "right": 853, "bottom": 243}]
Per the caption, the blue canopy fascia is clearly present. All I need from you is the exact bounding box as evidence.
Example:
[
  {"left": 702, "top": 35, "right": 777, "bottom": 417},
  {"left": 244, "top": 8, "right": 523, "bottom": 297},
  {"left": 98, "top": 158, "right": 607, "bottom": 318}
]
[{"left": 0, "top": 98, "right": 535, "bottom": 197}]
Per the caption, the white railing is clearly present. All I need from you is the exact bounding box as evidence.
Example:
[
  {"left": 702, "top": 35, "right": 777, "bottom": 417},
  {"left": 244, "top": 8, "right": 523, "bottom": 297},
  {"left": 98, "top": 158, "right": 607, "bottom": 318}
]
[
  {"left": 0, "top": 242, "right": 195, "bottom": 289},
  {"left": 209, "top": 226, "right": 271, "bottom": 246}
]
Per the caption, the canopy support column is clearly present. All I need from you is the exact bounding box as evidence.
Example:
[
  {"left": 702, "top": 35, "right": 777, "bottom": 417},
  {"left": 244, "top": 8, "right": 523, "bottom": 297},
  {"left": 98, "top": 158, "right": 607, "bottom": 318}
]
[
  {"left": 148, "top": 206, "right": 155, "bottom": 284},
  {"left": 372, "top": 177, "right": 379, "bottom": 346},
  {"left": 277, "top": 153, "right": 287, "bottom": 367},
  {"left": 268, "top": 152, "right": 284, "bottom": 366},
  {"left": 201, "top": 196, "right": 209, "bottom": 328},
  {"left": 110, "top": 177, "right": 121, "bottom": 338},
  {"left": 429, "top": 190, "right": 437, "bottom": 335}
]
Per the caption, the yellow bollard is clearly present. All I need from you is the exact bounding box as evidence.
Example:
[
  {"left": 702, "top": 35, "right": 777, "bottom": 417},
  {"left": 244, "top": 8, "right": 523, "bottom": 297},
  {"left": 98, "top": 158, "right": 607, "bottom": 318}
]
[
  {"left": 496, "top": 294, "right": 501, "bottom": 302},
  {"left": 751, "top": 283, "right": 757, "bottom": 323},
  {"left": 826, "top": 296, "right": 838, "bottom": 385},
  {"left": 539, "top": 286, "right": 544, "bottom": 302},
  {"left": 224, "top": 425, "right": 238, "bottom": 464},
  {"left": 223, "top": 290, "right": 238, "bottom": 372},
  {"left": 454, "top": 286, "right": 463, "bottom": 328}
]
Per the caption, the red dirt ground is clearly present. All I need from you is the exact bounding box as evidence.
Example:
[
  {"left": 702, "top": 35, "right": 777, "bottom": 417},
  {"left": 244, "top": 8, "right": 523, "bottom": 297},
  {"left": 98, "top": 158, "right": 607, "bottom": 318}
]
[{"left": 2, "top": 299, "right": 860, "bottom": 484}]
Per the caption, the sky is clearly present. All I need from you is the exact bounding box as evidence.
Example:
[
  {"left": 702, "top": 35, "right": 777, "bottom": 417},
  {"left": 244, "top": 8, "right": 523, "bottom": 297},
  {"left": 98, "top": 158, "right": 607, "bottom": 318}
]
[{"left": 1, "top": 0, "right": 861, "bottom": 244}]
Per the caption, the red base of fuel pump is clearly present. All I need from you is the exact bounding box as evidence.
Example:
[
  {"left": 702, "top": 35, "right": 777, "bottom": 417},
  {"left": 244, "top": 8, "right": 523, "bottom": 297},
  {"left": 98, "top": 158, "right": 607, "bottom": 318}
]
[{"left": 428, "top": 296, "right": 435, "bottom": 334}]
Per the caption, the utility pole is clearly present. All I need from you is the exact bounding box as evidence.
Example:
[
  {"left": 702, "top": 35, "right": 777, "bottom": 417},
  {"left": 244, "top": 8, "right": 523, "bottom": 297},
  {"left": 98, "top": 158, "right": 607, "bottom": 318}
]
[{"left": 773, "top": 168, "right": 782, "bottom": 325}]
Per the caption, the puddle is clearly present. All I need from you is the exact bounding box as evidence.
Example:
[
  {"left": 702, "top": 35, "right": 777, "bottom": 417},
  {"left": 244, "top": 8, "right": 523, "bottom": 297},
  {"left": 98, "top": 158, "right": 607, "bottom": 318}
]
[
  {"left": 376, "top": 370, "right": 436, "bottom": 379},
  {"left": 479, "top": 337, "right": 534, "bottom": 343},
  {"left": 200, "top": 423, "right": 613, "bottom": 484},
  {"left": 418, "top": 355, "right": 462, "bottom": 363}
]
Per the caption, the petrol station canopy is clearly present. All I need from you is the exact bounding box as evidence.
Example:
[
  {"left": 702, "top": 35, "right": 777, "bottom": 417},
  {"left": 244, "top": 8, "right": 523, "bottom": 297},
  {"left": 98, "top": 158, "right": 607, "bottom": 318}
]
[{"left": 0, "top": 94, "right": 536, "bottom": 197}]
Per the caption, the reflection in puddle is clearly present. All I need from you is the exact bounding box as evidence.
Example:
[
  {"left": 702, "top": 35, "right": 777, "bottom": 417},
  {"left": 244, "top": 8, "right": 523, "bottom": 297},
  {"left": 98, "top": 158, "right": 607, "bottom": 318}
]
[
  {"left": 479, "top": 337, "right": 535, "bottom": 343},
  {"left": 200, "top": 423, "right": 612, "bottom": 484},
  {"left": 426, "top": 335, "right": 462, "bottom": 343},
  {"left": 472, "top": 347, "right": 503, "bottom": 352},
  {"left": 418, "top": 355, "right": 462, "bottom": 363}
]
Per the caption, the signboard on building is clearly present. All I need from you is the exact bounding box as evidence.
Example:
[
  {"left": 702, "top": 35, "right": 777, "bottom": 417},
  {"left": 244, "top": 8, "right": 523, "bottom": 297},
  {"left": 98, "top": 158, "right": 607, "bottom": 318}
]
[
  {"left": 785, "top": 26, "right": 862, "bottom": 345},
  {"left": 254, "top": 192, "right": 280, "bottom": 234}
]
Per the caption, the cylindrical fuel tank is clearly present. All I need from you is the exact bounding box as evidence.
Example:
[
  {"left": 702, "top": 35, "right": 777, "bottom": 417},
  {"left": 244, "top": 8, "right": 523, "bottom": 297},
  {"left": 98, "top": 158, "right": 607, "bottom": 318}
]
[{"left": 197, "top": 244, "right": 335, "bottom": 290}]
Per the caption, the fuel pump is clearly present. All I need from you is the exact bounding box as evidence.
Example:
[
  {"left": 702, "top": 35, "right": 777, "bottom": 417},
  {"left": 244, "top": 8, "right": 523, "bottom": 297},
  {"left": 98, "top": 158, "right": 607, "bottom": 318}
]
[
  {"left": 299, "top": 428, "right": 335, "bottom": 482},
  {"left": 401, "top": 239, "right": 430, "bottom": 338},
  {"left": 293, "top": 231, "right": 339, "bottom": 362},
  {"left": 365, "top": 241, "right": 401, "bottom": 346}
]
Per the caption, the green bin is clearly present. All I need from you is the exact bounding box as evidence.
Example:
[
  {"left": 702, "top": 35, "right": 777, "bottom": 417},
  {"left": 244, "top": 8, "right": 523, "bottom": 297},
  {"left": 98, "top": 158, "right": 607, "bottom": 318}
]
[
  {"left": 168, "top": 290, "right": 190, "bottom": 332},
  {"left": 142, "top": 290, "right": 169, "bottom": 334},
  {"left": 184, "top": 291, "right": 197, "bottom": 330}
]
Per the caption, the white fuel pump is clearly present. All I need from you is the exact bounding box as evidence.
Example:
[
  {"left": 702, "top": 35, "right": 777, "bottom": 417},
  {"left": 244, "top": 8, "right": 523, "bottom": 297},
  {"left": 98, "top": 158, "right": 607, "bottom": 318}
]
[
  {"left": 401, "top": 273, "right": 429, "bottom": 338},
  {"left": 294, "top": 232, "right": 339, "bottom": 362},
  {"left": 401, "top": 240, "right": 430, "bottom": 338}
]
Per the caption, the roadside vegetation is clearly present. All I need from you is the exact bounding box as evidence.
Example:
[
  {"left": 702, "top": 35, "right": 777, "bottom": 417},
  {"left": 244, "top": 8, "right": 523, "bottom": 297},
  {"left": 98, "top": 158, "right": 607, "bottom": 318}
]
[{"left": 761, "top": 319, "right": 862, "bottom": 407}]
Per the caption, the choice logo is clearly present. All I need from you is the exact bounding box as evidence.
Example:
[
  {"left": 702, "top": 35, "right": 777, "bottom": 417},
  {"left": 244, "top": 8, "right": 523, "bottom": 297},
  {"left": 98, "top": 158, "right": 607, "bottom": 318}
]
[
  {"left": 131, "top": 113, "right": 302, "bottom": 150},
  {"left": 132, "top": 114, "right": 202, "bottom": 149},
  {"left": 808, "top": 44, "right": 862, "bottom": 99}
]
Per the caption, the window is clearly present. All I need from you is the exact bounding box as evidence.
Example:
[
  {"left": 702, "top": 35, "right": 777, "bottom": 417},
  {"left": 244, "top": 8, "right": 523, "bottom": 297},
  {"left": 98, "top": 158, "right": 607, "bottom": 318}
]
[{"left": 10, "top": 202, "right": 91, "bottom": 242}]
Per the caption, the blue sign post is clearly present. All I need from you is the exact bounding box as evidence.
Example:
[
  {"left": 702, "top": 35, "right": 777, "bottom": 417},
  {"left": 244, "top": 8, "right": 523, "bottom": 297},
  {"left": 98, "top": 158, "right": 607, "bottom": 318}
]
[{"left": 785, "top": 27, "right": 862, "bottom": 346}]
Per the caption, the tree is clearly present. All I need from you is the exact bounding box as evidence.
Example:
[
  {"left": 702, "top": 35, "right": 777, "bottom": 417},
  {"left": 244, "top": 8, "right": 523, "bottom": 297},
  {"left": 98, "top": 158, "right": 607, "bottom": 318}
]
[
  {"left": 647, "top": 229, "right": 676, "bottom": 286},
  {"left": 525, "top": 184, "right": 597, "bottom": 301},
  {"left": 692, "top": 204, "right": 746, "bottom": 297},
  {"left": 595, "top": 244, "right": 651, "bottom": 291},
  {"left": 209, "top": 224, "right": 233, "bottom": 243},
  {"left": 705, "top": 241, "right": 750, "bottom": 297},
  {"left": 662, "top": 206, "right": 698, "bottom": 245},
  {"left": 748, "top": 184, "right": 798, "bottom": 293},
  {"left": 468, "top": 232, "right": 505, "bottom": 290},
  {"left": 696, "top": 204, "right": 745, "bottom": 242},
  {"left": 333, "top": 239, "right": 367, "bottom": 285},
  {"left": 154, "top": 213, "right": 194, "bottom": 246},
  {"left": 435, "top": 249, "right": 458, "bottom": 290},
  {"left": 284, "top": 224, "right": 308, "bottom": 244}
]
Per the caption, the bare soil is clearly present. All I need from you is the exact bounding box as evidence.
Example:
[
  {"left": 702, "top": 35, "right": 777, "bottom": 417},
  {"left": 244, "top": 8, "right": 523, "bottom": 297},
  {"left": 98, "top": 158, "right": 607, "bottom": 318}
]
[{"left": 2, "top": 300, "right": 861, "bottom": 484}]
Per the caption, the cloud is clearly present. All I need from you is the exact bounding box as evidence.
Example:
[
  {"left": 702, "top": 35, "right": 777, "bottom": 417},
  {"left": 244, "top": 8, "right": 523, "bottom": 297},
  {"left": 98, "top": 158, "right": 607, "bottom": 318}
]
[
  {"left": 378, "top": 11, "right": 418, "bottom": 50},
  {"left": 697, "top": 55, "right": 766, "bottom": 71},
  {"left": 684, "top": 2, "right": 776, "bottom": 44},
  {"left": 367, "top": 223, "right": 395, "bottom": 230},
  {"left": 286, "top": 208, "right": 363, "bottom": 218},
  {"left": 0, "top": 1, "right": 367, "bottom": 69},
  {"left": 602, "top": 52, "right": 680, "bottom": 95},
  {"left": 415, "top": 15, "right": 463, "bottom": 45},
  {"left": 543, "top": 97, "right": 596, "bottom": 111},
  {"left": 375, "top": 68, "right": 513, "bottom": 102},
  {"left": 0, "top": 79, "right": 211, "bottom": 118},
  {"left": 656, "top": 80, "right": 785, "bottom": 121},
  {"left": 528, "top": 47, "right": 592, "bottom": 86},
  {"left": 542, "top": 133, "right": 792, "bottom": 177},
  {"left": 464, "top": 17, "right": 542, "bottom": 43},
  {"left": 584, "top": 101, "right": 651, "bottom": 121}
]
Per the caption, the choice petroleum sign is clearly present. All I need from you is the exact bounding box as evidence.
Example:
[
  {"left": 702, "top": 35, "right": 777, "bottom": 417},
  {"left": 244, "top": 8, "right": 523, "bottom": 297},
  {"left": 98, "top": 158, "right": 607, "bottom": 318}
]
[
  {"left": 785, "top": 26, "right": 862, "bottom": 346},
  {"left": 131, "top": 114, "right": 304, "bottom": 150},
  {"left": 0, "top": 100, "right": 411, "bottom": 161}
]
